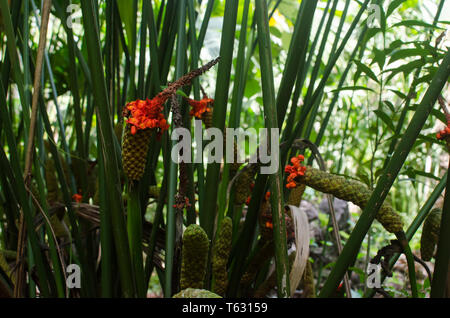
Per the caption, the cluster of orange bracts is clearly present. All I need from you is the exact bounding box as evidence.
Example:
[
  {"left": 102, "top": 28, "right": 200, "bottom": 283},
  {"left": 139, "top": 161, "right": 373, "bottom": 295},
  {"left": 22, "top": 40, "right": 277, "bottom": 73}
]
[
  {"left": 186, "top": 97, "right": 213, "bottom": 119},
  {"left": 284, "top": 154, "right": 307, "bottom": 189},
  {"left": 436, "top": 125, "right": 450, "bottom": 140},
  {"left": 124, "top": 95, "right": 213, "bottom": 136},
  {"left": 125, "top": 96, "right": 169, "bottom": 135},
  {"left": 72, "top": 193, "right": 82, "bottom": 203}
]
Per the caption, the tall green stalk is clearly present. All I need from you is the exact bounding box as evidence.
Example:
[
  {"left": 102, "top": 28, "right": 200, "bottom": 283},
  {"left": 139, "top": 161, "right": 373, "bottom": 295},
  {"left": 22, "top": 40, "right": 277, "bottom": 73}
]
[
  {"left": 80, "top": 0, "right": 135, "bottom": 298},
  {"left": 201, "top": 0, "right": 239, "bottom": 240},
  {"left": 431, "top": 164, "right": 450, "bottom": 297},
  {"left": 255, "top": 0, "right": 290, "bottom": 298}
]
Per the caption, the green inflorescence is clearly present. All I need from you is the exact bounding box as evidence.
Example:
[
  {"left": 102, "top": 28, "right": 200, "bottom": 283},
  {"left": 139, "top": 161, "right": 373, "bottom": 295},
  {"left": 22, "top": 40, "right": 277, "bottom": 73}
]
[
  {"left": 212, "top": 217, "right": 232, "bottom": 296},
  {"left": 173, "top": 288, "right": 221, "bottom": 298},
  {"left": 234, "top": 165, "right": 257, "bottom": 205},
  {"left": 303, "top": 167, "right": 403, "bottom": 233},
  {"left": 420, "top": 208, "right": 442, "bottom": 261},
  {"left": 180, "top": 224, "right": 210, "bottom": 290}
]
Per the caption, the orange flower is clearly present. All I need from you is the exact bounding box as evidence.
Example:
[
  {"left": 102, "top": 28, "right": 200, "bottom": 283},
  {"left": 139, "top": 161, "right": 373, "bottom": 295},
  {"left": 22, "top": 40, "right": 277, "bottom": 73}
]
[
  {"left": 265, "top": 221, "right": 273, "bottom": 229},
  {"left": 437, "top": 126, "right": 450, "bottom": 140},
  {"left": 284, "top": 155, "right": 307, "bottom": 189},
  {"left": 187, "top": 97, "right": 214, "bottom": 119},
  {"left": 124, "top": 95, "right": 170, "bottom": 135},
  {"left": 72, "top": 193, "right": 82, "bottom": 203}
]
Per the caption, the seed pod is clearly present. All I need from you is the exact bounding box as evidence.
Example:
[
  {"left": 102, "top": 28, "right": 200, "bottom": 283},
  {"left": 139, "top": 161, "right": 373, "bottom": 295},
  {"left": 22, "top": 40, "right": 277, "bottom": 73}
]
[
  {"left": 173, "top": 288, "right": 221, "bottom": 298},
  {"left": 234, "top": 165, "right": 257, "bottom": 205},
  {"left": 122, "top": 127, "right": 153, "bottom": 181},
  {"left": 287, "top": 183, "right": 306, "bottom": 206},
  {"left": 420, "top": 208, "right": 441, "bottom": 261},
  {"left": 212, "top": 217, "right": 232, "bottom": 296},
  {"left": 302, "top": 167, "right": 403, "bottom": 233},
  {"left": 228, "top": 141, "right": 241, "bottom": 180},
  {"left": 202, "top": 109, "right": 213, "bottom": 129},
  {"left": 180, "top": 224, "right": 210, "bottom": 290},
  {"left": 259, "top": 199, "right": 295, "bottom": 243},
  {"left": 50, "top": 212, "right": 70, "bottom": 239}
]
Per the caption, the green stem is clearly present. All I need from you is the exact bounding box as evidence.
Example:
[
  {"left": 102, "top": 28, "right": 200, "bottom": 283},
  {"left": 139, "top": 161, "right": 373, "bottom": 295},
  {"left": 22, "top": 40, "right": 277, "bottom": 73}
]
[{"left": 255, "top": 0, "right": 290, "bottom": 298}]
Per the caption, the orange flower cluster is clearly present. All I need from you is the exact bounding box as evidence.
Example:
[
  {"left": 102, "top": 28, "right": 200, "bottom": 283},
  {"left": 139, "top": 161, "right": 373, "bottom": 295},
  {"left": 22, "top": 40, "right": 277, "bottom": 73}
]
[
  {"left": 72, "top": 193, "right": 82, "bottom": 203},
  {"left": 187, "top": 97, "right": 213, "bottom": 119},
  {"left": 125, "top": 96, "right": 169, "bottom": 135},
  {"left": 265, "top": 221, "right": 273, "bottom": 229},
  {"left": 436, "top": 125, "right": 450, "bottom": 140},
  {"left": 173, "top": 196, "right": 191, "bottom": 210},
  {"left": 285, "top": 154, "right": 307, "bottom": 189}
]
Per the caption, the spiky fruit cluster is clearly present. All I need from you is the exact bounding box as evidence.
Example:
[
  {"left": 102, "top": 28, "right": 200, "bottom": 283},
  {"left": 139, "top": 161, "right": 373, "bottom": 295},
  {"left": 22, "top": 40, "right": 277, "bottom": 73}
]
[
  {"left": 258, "top": 196, "right": 295, "bottom": 243},
  {"left": 180, "top": 224, "right": 210, "bottom": 290},
  {"left": 212, "top": 217, "right": 232, "bottom": 296},
  {"left": 122, "top": 127, "right": 153, "bottom": 181},
  {"left": 285, "top": 155, "right": 404, "bottom": 234},
  {"left": 187, "top": 97, "right": 213, "bottom": 119},
  {"left": 420, "top": 208, "right": 441, "bottom": 261},
  {"left": 301, "top": 167, "right": 403, "bottom": 233},
  {"left": 201, "top": 107, "right": 213, "bottom": 129},
  {"left": 234, "top": 165, "right": 257, "bottom": 205},
  {"left": 173, "top": 288, "right": 221, "bottom": 298},
  {"left": 122, "top": 58, "right": 220, "bottom": 181},
  {"left": 287, "top": 183, "right": 306, "bottom": 207}
]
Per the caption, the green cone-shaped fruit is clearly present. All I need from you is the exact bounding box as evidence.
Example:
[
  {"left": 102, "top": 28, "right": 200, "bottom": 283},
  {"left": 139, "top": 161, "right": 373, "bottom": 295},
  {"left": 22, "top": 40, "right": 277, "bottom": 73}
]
[
  {"left": 212, "top": 217, "right": 232, "bottom": 296},
  {"left": 173, "top": 288, "right": 221, "bottom": 298},
  {"left": 420, "top": 208, "right": 441, "bottom": 261},
  {"left": 180, "top": 224, "right": 209, "bottom": 290}
]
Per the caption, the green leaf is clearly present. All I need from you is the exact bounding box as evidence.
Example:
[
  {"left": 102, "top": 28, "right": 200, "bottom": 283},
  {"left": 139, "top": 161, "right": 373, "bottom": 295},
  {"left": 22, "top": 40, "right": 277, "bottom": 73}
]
[
  {"left": 372, "top": 47, "right": 386, "bottom": 69},
  {"left": 330, "top": 86, "right": 375, "bottom": 93},
  {"left": 384, "top": 58, "right": 426, "bottom": 83},
  {"left": 390, "top": 20, "right": 443, "bottom": 30},
  {"left": 389, "top": 89, "right": 407, "bottom": 99},
  {"left": 374, "top": 109, "right": 395, "bottom": 131},
  {"left": 383, "top": 100, "right": 396, "bottom": 113},
  {"left": 354, "top": 60, "right": 379, "bottom": 83},
  {"left": 388, "top": 48, "right": 430, "bottom": 65},
  {"left": 386, "top": 0, "right": 406, "bottom": 17},
  {"left": 176, "top": 89, "right": 188, "bottom": 98},
  {"left": 117, "top": 0, "right": 135, "bottom": 48}
]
